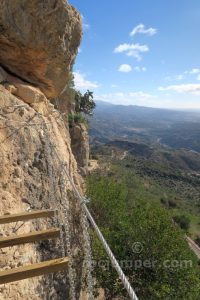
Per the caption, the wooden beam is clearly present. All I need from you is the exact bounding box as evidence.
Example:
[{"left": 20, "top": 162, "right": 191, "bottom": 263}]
[
  {"left": 0, "top": 257, "right": 69, "bottom": 284},
  {"left": 0, "top": 228, "right": 60, "bottom": 248},
  {"left": 0, "top": 210, "right": 55, "bottom": 225}
]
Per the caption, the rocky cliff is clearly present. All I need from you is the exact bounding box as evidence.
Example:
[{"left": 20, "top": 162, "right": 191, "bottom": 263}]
[
  {"left": 0, "top": 1, "right": 91, "bottom": 299},
  {"left": 0, "top": 0, "right": 82, "bottom": 98},
  {"left": 70, "top": 123, "right": 90, "bottom": 176}
]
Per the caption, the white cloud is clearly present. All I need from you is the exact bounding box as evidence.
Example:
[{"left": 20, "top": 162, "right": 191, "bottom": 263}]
[
  {"left": 130, "top": 24, "right": 157, "bottom": 37},
  {"left": 129, "top": 91, "right": 153, "bottom": 99},
  {"left": 165, "top": 68, "right": 200, "bottom": 83},
  {"left": 176, "top": 75, "right": 184, "bottom": 80},
  {"left": 134, "top": 66, "right": 147, "bottom": 72},
  {"left": 191, "top": 68, "right": 200, "bottom": 74},
  {"left": 114, "top": 43, "right": 149, "bottom": 53},
  {"left": 183, "top": 68, "right": 200, "bottom": 81},
  {"left": 126, "top": 51, "right": 142, "bottom": 61},
  {"left": 184, "top": 68, "right": 200, "bottom": 75},
  {"left": 83, "top": 23, "right": 90, "bottom": 30},
  {"left": 159, "top": 84, "right": 200, "bottom": 95},
  {"left": 114, "top": 43, "right": 149, "bottom": 61},
  {"left": 73, "top": 72, "right": 98, "bottom": 90},
  {"left": 81, "top": 15, "right": 90, "bottom": 31},
  {"left": 95, "top": 91, "right": 200, "bottom": 109},
  {"left": 95, "top": 91, "right": 156, "bottom": 106},
  {"left": 118, "top": 64, "right": 132, "bottom": 73},
  {"left": 111, "top": 84, "right": 118, "bottom": 88},
  {"left": 164, "top": 74, "right": 184, "bottom": 81}
]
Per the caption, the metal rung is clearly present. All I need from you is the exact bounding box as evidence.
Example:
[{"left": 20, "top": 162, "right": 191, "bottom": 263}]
[
  {"left": 0, "top": 228, "right": 60, "bottom": 248},
  {"left": 0, "top": 210, "right": 55, "bottom": 224},
  {"left": 0, "top": 257, "right": 69, "bottom": 284}
]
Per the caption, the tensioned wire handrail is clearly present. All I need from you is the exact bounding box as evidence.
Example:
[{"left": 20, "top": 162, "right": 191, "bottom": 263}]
[
  {"left": 0, "top": 105, "right": 139, "bottom": 300},
  {"left": 50, "top": 142, "right": 139, "bottom": 300}
]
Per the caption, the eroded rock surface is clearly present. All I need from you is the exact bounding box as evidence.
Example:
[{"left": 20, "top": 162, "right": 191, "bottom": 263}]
[
  {"left": 0, "top": 0, "right": 82, "bottom": 98},
  {"left": 70, "top": 123, "right": 90, "bottom": 176},
  {"left": 0, "top": 86, "right": 85, "bottom": 299},
  {"left": 0, "top": 1, "right": 92, "bottom": 298}
]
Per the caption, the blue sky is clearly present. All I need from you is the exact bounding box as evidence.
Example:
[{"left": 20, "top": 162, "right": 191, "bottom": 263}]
[{"left": 69, "top": 0, "right": 200, "bottom": 109}]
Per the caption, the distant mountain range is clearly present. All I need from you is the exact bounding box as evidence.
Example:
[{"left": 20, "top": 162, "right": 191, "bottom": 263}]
[{"left": 90, "top": 101, "right": 200, "bottom": 152}]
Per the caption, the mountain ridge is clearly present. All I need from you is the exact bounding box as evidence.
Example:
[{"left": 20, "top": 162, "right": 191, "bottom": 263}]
[{"left": 90, "top": 100, "right": 200, "bottom": 152}]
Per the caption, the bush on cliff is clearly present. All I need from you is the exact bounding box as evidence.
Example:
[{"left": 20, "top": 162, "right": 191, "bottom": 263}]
[
  {"left": 67, "top": 71, "right": 96, "bottom": 125},
  {"left": 75, "top": 89, "right": 96, "bottom": 116},
  {"left": 68, "top": 112, "right": 86, "bottom": 127},
  {"left": 173, "top": 214, "right": 191, "bottom": 231}
]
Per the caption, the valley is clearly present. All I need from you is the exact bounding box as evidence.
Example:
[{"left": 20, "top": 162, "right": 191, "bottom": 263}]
[
  {"left": 89, "top": 102, "right": 200, "bottom": 241},
  {"left": 90, "top": 101, "right": 200, "bottom": 152}
]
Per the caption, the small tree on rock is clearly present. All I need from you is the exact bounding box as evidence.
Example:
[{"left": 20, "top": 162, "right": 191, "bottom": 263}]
[{"left": 75, "top": 90, "right": 96, "bottom": 116}]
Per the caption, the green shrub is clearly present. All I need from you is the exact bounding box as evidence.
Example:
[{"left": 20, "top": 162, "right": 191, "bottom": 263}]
[
  {"left": 195, "top": 236, "right": 200, "bottom": 247},
  {"left": 173, "top": 214, "right": 191, "bottom": 230},
  {"left": 75, "top": 90, "right": 96, "bottom": 116},
  {"left": 87, "top": 175, "right": 200, "bottom": 300},
  {"left": 160, "top": 197, "right": 167, "bottom": 206},
  {"left": 168, "top": 199, "right": 177, "bottom": 208},
  {"left": 90, "top": 154, "right": 98, "bottom": 160},
  {"left": 68, "top": 112, "right": 86, "bottom": 127}
]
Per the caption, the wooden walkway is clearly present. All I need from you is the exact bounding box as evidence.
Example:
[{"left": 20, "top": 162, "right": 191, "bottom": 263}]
[{"left": 0, "top": 210, "right": 69, "bottom": 285}]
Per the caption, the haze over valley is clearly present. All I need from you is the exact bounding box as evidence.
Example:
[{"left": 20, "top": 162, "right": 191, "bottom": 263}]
[{"left": 90, "top": 100, "right": 200, "bottom": 152}]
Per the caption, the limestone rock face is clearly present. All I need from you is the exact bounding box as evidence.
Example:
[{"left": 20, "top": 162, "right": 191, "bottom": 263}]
[
  {"left": 0, "top": 0, "right": 82, "bottom": 98},
  {"left": 13, "top": 83, "right": 47, "bottom": 104},
  {"left": 0, "top": 65, "right": 55, "bottom": 115},
  {"left": 55, "top": 87, "right": 76, "bottom": 115},
  {"left": 0, "top": 86, "right": 86, "bottom": 299},
  {"left": 0, "top": 1, "right": 92, "bottom": 298},
  {"left": 70, "top": 123, "right": 90, "bottom": 176}
]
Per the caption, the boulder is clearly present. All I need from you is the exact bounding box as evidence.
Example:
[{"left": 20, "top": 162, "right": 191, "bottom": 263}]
[
  {"left": 13, "top": 83, "right": 47, "bottom": 104},
  {"left": 0, "top": 66, "right": 51, "bottom": 115},
  {"left": 0, "top": 0, "right": 82, "bottom": 98}
]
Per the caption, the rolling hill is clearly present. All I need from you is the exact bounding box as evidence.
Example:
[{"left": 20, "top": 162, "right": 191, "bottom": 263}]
[{"left": 90, "top": 101, "right": 200, "bottom": 152}]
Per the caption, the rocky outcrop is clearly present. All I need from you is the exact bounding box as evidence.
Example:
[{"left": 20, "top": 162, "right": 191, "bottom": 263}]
[
  {"left": 70, "top": 123, "right": 90, "bottom": 176},
  {"left": 54, "top": 85, "right": 90, "bottom": 176},
  {"left": 0, "top": 1, "right": 91, "bottom": 299},
  {"left": 54, "top": 87, "right": 76, "bottom": 124},
  {"left": 0, "top": 66, "right": 55, "bottom": 116},
  {"left": 0, "top": 85, "right": 87, "bottom": 299},
  {"left": 0, "top": 0, "right": 82, "bottom": 98}
]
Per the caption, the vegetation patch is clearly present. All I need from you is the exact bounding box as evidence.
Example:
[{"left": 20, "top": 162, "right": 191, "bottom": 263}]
[{"left": 87, "top": 174, "right": 200, "bottom": 299}]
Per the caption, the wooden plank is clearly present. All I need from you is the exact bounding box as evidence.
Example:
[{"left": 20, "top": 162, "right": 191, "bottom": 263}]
[
  {"left": 0, "top": 257, "right": 69, "bottom": 284},
  {"left": 0, "top": 210, "right": 55, "bottom": 224},
  {"left": 0, "top": 228, "right": 60, "bottom": 248}
]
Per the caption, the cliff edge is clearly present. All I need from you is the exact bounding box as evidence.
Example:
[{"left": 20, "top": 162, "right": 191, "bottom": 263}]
[
  {"left": 0, "top": 1, "right": 91, "bottom": 299},
  {"left": 0, "top": 0, "right": 82, "bottom": 98}
]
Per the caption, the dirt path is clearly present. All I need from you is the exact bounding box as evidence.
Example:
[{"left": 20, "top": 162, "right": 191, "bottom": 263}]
[{"left": 186, "top": 236, "right": 200, "bottom": 259}]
